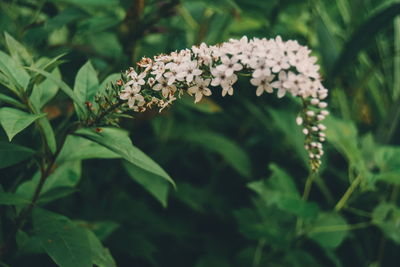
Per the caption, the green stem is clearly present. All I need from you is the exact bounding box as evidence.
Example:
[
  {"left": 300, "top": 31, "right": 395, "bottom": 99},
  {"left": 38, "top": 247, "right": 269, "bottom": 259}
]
[
  {"left": 334, "top": 174, "right": 362, "bottom": 212},
  {"left": 296, "top": 172, "right": 317, "bottom": 235},
  {"left": 302, "top": 172, "right": 316, "bottom": 201},
  {"left": 252, "top": 238, "right": 266, "bottom": 267}
]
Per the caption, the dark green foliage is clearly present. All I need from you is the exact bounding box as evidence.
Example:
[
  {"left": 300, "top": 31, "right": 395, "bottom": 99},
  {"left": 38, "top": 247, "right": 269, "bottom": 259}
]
[{"left": 0, "top": 0, "right": 399, "bottom": 266}]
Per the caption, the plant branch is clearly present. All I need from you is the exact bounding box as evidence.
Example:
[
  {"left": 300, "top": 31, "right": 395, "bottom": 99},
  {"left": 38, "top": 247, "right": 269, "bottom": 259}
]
[
  {"left": 87, "top": 99, "right": 124, "bottom": 127},
  {"left": 302, "top": 172, "right": 316, "bottom": 201},
  {"left": 334, "top": 174, "right": 362, "bottom": 212},
  {"left": 0, "top": 122, "right": 79, "bottom": 260}
]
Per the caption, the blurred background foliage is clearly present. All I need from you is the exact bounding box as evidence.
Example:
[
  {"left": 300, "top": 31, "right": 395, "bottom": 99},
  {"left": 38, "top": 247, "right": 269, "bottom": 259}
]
[{"left": 1, "top": 0, "right": 400, "bottom": 266}]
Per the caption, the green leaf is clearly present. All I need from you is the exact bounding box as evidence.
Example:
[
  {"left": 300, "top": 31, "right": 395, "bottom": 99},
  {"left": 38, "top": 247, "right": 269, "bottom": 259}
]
[
  {"left": 374, "top": 172, "right": 400, "bottom": 185},
  {"left": 37, "top": 116, "right": 57, "bottom": 154},
  {"left": 0, "top": 141, "right": 35, "bottom": 169},
  {"left": 33, "top": 54, "right": 67, "bottom": 85},
  {"left": 33, "top": 209, "right": 92, "bottom": 267},
  {"left": 0, "top": 107, "right": 46, "bottom": 141},
  {"left": 86, "top": 230, "right": 116, "bottom": 267},
  {"left": 26, "top": 67, "right": 85, "bottom": 117},
  {"left": 99, "top": 73, "right": 121, "bottom": 94},
  {"left": 38, "top": 187, "right": 78, "bottom": 204},
  {"left": 30, "top": 68, "right": 61, "bottom": 109},
  {"left": 372, "top": 202, "right": 400, "bottom": 244},
  {"left": 0, "top": 93, "right": 25, "bottom": 108},
  {"left": 4, "top": 32, "right": 33, "bottom": 66},
  {"left": 0, "top": 51, "right": 30, "bottom": 92},
  {"left": 325, "top": 116, "right": 363, "bottom": 168},
  {"left": 375, "top": 145, "right": 400, "bottom": 172},
  {"left": 75, "top": 127, "right": 176, "bottom": 187},
  {"left": 234, "top": 200, "right": 295, "bottom": 245},
  {"left": 330, "top": 3, "right": 400, "bottom": 78},
  {"left": 83, "top": 221, "right": 119, "bottom": 241},
  {"left": 88, "top": 32, "right": 122, "bottom": 59},
  {"left": 308, "top": 212, "right": 348, "bottom": 249},
  {"left": 247, "top": 164, "right": 319, "bottom": 219},
  {"left": 0, "top": 192, "right": 30, "bottom": 205},
  {"left": 123, "top": 160, "right": 170, "bottom": 207},
  {"left": 267, "top": 108, "right": 309, "bottom": 168},
  {"left": 74, "top": 61, "right": 99, "bottom": 113},
  {"left": 57, "top": 135, "right": 119, "bottom": 163},
  {"left": 17, "top": 161, "right": 82, "bottom": 197},
  {"left": 181, "top": 130, "right": 251, "bottom": 178}
]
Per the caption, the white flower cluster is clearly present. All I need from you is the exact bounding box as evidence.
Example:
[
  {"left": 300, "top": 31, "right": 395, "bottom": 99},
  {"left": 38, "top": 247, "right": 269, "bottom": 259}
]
[{"left": 119, "top": 36, "right": 328, "bottom": 171}]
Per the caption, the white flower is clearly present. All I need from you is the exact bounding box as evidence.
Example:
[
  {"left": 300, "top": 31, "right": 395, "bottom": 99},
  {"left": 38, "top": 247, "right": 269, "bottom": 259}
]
[
  {"left": 282, "top": 71, "right": 308, "bottom": 96},
  {"left": 237, "top": 51, "right": 253, "bottom": 66},
  {"left": 153, "top": 77, "right": 177, "bottom": 98},
  {"left": 270, "top": 55, "right": 290, "bottom": 73},
  {"left": 120, "top": 86, "right": 145, "bottom": 109},
  {"left": 306, "top": 111, "right": 315, "bottom": 117},
  {"left": 176, "top": 60, "right": 202, "bottom": 83},
  {"left": 210, "top": 68, "right": 226, "bottom": 87},
  {"left": 210, "top": 68, "right": 237, "bottom": 96},
  {"left": 310, "top": 98, "right": 319, "bottom": 105},
  {"left": 318, "top": 124, "right": 326, "bottom": 130},
  {"left": 127, "top": 70, "right": 146, "bottom": 86},
  {"left": 296, "top": 116, "right": 303, "bottom": 125},
  {"left": 151, "top": 62, "right": 166, "bottom": 80},
  {"left": 216, "top": 56, "right": 243, "bottom": 76},
  {"left": 250, "top": 75, "right": 275, "bottom": 96},
  {"left": 188, "top": 77, "right": 212, "bottom": 103},
  {"left": 271, "top": 71, "right": 288, "bottom": 98},
  {"left": 318, "top": 102, "right": 328, "bottom": 108},
  {"left": 164, "top": 62, "right": 179, "bottom": 85},
  {"left": 221, "top": 75, "right": 237, "bottom": 97},
  {"left": 251, "top": 59, "right": 271, "bottom": 78}
]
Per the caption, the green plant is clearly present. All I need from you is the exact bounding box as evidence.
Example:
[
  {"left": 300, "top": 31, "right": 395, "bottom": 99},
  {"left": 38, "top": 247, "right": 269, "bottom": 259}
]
[{"left": 1, "top": 0, "right": 400, "bottom": 266}]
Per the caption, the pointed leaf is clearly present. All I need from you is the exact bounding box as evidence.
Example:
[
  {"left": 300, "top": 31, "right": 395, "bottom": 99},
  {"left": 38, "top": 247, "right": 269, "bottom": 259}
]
[
  {"left": 75, "top": 128, "right": 176, "bottom": 187},
  {"left": 17, "top": 161, "right": 81, "bottom": 197},
  {"left": 180, "top": 130, "right": 252, "bottom": 178},
  {"left": 0, "top": 51, "right": 30, "bottom": 92},
  {"left": 26, "top": 67, "right": 85, "bottom": 117},
  {"left": 33, "top": 209, "right": 92, "bottom": 267},
  {"left": 86, "top": 230, "right": 116, "bottom": 267},
  {"left": 38, "top": 187, "right": 78, "bottom": 204},
  {"left": 4, "top": 32, "right": 33, "bottom": 66},
  {"left": 30, "top": 68, "right": 61, "bottom": 109},
  {"left": 57, "top": 135, "right": 119, "bottom": 163},
  {"left": 74, "top": 61, "right": 99, "bottom": 104},
  {"left": 0, "top": 107, "right": 46, "bottom": 141},
  {"left": 123, "top": 161, "right": 170, "bottom": 207},
  {"left": 99, "top": 73, "right": 121, "bottom": 94},
  {"left": 0, "top": 192, "right": 30, "bottom": 205},
  {"left": 37, "top": 116, "right": 57, "bottom": 154},
  {"left": 0, "top": 141, "right": 35, "bottom": 168},
  {"left": 0, "top": 93, "right": 25, "bottom": 108}
]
